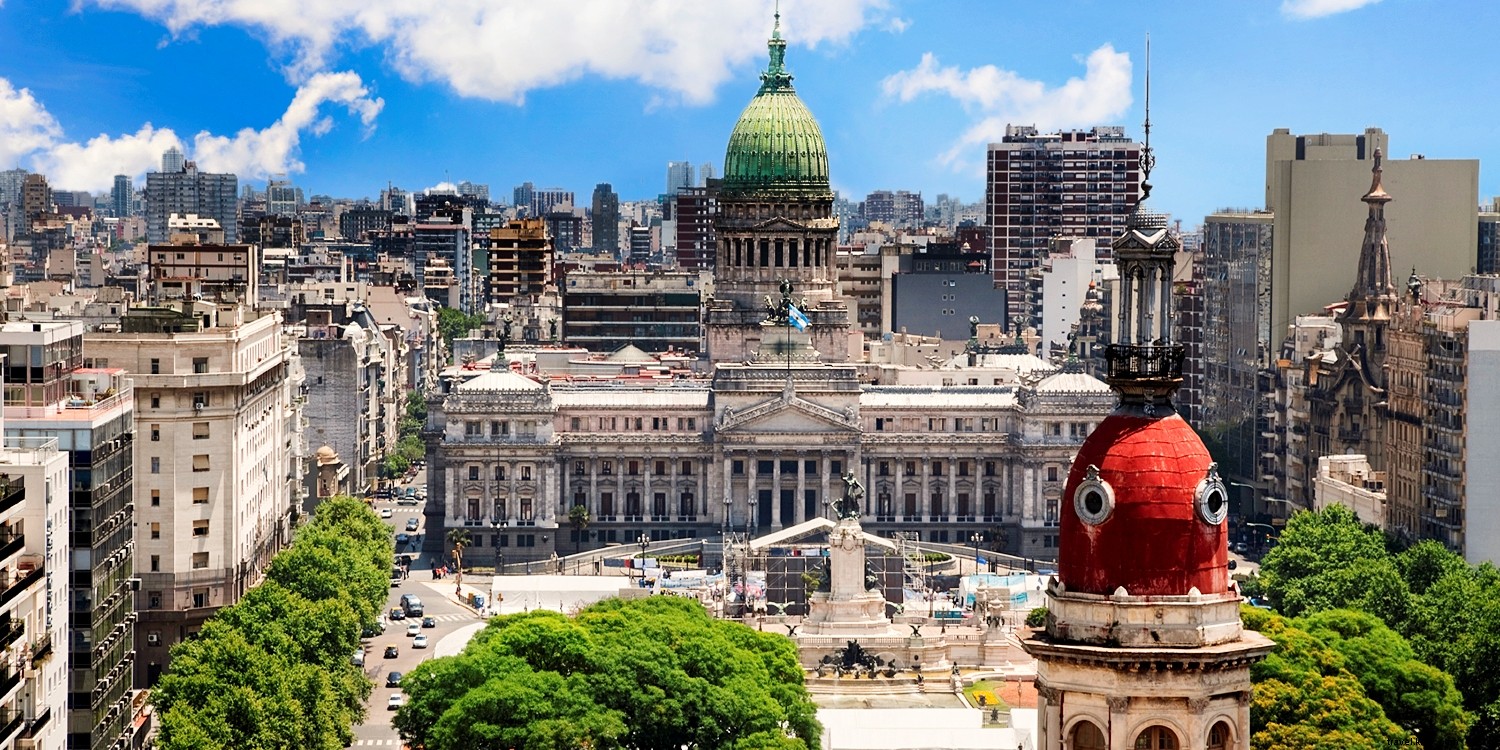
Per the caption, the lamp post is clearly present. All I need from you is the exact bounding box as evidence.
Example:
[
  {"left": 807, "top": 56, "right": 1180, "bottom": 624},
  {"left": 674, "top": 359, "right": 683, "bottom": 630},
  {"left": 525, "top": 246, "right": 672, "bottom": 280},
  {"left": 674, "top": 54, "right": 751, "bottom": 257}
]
[
  {"left": 970, "top": 532, "right": 983, "bottom": 574},
  {"left": 637, "top": 533, "right": 651, "bottom": 584}
]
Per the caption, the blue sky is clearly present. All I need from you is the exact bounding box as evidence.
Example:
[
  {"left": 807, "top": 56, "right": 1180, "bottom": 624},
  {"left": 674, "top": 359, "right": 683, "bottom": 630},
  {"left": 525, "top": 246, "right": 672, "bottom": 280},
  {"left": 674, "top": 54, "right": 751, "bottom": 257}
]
[{"left": 1, "top": 0, "right": 1497, "bottom": 225}]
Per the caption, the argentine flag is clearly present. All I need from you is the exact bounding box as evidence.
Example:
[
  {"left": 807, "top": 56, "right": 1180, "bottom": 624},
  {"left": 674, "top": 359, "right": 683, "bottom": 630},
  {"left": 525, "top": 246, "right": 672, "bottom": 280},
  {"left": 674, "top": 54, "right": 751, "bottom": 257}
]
[{"left": 787, "top": 304, "right": 810, "bottom": 332}]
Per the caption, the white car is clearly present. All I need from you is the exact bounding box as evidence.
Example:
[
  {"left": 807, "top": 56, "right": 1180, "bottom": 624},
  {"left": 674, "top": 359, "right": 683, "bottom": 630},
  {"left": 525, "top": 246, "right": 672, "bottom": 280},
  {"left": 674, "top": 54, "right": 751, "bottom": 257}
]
[
  {"left": 387, "top": 692, "right": 405, "bottom": 710},
  {"left": 406, "top": 622, "right": 421, "bottom": 637},
  {"left": 412, "top": 634, "right": 428, "bottom": 649},
  {"left": 380, "top": 507, "right": 393, "bottom": 518}
]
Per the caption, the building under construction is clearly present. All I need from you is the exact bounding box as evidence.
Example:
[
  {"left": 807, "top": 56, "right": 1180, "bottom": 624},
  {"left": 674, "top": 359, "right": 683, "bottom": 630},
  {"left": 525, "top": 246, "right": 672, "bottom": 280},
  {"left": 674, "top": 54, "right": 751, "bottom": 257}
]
[{"left": 484, "top": 218, "right": 553, "bottom": 306}]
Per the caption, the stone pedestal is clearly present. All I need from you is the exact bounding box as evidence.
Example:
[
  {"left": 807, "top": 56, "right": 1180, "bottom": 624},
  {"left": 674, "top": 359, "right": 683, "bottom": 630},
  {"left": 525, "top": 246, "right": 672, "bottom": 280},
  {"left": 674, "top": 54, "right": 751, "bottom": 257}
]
[{"left": 801, "top": 515, "right": 893, "bottom": 635}]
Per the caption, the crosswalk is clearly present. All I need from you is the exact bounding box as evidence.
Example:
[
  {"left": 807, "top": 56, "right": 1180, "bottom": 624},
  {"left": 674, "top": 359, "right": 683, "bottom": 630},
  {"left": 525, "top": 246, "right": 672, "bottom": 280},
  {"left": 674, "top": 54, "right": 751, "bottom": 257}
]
[{"left": 349, "top": 740, "right": 403, "bottom": 747}]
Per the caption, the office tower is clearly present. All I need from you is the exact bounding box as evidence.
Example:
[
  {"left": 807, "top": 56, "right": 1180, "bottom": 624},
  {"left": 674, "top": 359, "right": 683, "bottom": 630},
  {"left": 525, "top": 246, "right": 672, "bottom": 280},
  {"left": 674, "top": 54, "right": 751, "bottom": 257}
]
[
  {"left": 666, "top": 161, "right": 695, "bottom": 196},
  {"left": 985, "top": 125, "right": 1141, "bottom": 327},
  {"left": 706, "top": 16, "right": 847, "bottom": 363},
  {"left": 86, "top": 305, "right": 297, "bottom": 688},
  {"left": 699, "top": 162, "right": 715, "bottom": 186},
  {"left": 1480, "top": 207, "right": 1500, "bottom": 275},
  {"left": 0, "top": 321, "right": 138, "bottom": 750},
  {"left": 529, "top": 189, "right": 573, "bottom": 217},
  {"left": 380, "top": 185, "right": 412, "bottom": 216},
  {"left": 111, "top": 175, "right": 132, "bottom": 219},
  {"left": 591, "top": 183, "right": 620, "bottom": 256},
  {"left": 513, "top": 182, "right": 535, "bottom": 215},
  {"left": 863, "top": 190, "right": 924, "bottom": 229},
  {"left": 144, "top": 161, "right": 238, "bottom": 244},
  {"left": 672, "top": 184, "right": 716, "bottom": 270},
  {"left": 456, "top": 181, "right": 490, "bottom": 203},
  {"left": 265, "top": 177, "right": 299, "bottom": 216},
  {"left": 160, "top": 146, "right": 185, "bottom": 174}
]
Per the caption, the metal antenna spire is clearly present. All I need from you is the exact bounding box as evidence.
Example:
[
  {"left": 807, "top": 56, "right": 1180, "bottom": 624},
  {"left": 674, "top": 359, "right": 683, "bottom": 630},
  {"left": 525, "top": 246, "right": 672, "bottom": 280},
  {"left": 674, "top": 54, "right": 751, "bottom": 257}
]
[{"left": 1140, "top": 33, "right": 1155, "bottom": 203}]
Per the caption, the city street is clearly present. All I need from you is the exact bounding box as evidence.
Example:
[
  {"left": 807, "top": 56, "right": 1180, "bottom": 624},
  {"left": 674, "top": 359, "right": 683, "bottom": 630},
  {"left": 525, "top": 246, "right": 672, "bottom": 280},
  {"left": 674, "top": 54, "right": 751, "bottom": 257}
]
[{"left": 347, "top": 471, "right": 489, "bottom": 748}]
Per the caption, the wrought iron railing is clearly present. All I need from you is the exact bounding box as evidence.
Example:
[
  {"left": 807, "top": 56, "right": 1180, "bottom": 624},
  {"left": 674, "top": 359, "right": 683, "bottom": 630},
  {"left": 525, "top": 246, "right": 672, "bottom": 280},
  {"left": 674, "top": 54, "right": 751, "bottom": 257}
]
[{"left": 1105, "top": 343, "right": 1185, "bottom": 382}]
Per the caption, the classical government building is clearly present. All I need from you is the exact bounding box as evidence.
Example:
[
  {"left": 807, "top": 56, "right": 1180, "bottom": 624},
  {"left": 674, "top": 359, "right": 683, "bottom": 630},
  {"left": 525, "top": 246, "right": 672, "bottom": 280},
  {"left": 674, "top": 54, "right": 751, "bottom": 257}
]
[{"left": 421, "top": 14, "right": 1116, "bottom": 567}]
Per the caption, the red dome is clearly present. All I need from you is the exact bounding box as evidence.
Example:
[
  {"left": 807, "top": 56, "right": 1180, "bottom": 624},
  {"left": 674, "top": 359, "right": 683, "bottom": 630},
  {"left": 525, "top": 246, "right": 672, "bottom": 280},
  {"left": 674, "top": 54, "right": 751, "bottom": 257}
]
[{"left": 1058, "top": 412, "right": 1229, "bottom": 597}]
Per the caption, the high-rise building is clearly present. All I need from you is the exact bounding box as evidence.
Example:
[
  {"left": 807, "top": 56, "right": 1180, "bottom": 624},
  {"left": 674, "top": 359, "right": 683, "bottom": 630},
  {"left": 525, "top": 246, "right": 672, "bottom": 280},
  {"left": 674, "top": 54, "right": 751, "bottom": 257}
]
[
  {"left": 986, "top": 125, "right": 1141, "bottom": 327},
  {"left": 265, "top": 177, "right": 300, "bottom": 216},
  {"left": 862, "top": 190, "right": 924, "bottom": 229},
  {"left": 530, "top": 189, "right": 573, "bottom": 218},
  {"left": 456, "top": 181, "right": 490, "bottom": 204},
  {"left": 666, "top": 161, "right": 695, "bottom": 196},
  {"left": 111, "top": 175, "right": 132, "bottom": 219},
  {"left": 591, "top": 183, "right": 620, "bottom": 256},
  {"left": 0, "top": 321, "right": 139, "bottom": 750},
  {"left": 699, "top": 162, "right": 715, "bottom": 186},
  {"left": 706, "top": 15, "right": 847, "bottom": 363},
  {"left": 20, "top": 173, "right": 52, "bottom": 227},
  {"left": 561, "top": 270, "right": 703, "bottom": 353},
  {"left": 512, "top": 182, "right": 535, "bottom": 215},
  {"left": 671, "top": 184, "right": 716, "bottom": 270},
  {"left": 145, "top": 159, "right": 238, "bottom": 244},
  {"left": 160, "top": 146, "right": 185, "bottom": 174},
  {"left": 486, "top": 219, "right": 552, "bottom": 307},
  {"left": 86, "top": 305, "right": 298, "bottom": 687},
  {"left": 1479, "top": 207, "right": 1500, "bottom": 275}
]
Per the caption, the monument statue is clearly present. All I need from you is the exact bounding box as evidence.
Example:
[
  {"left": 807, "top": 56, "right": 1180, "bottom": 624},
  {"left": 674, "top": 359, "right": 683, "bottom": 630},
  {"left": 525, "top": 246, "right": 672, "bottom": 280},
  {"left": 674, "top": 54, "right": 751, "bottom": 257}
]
[
  {"left": 801, "top": 467, "right": 892, "bottom": 636},
  {"left": 831, "top": 472, "right": 865, "bottom": 520}
]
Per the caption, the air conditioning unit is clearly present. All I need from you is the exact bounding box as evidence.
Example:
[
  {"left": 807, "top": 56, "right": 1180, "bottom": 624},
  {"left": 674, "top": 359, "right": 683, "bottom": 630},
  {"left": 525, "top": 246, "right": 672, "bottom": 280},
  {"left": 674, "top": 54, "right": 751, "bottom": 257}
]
[
  {"left": 146, "top": 633, "right": 160, "bottom": 646},
  {"left": 194, "top": 403, "right": 205, "bottom": 411}
]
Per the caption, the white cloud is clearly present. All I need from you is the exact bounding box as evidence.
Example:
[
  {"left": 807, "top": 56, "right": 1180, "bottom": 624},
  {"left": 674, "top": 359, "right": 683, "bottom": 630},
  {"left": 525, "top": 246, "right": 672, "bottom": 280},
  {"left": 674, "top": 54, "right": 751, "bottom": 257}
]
[
  {"left": 881, "top": 45, "right": 1133, "bottom": 173},
  {"left": 0, "top": 79, "right": 63, "bottom": 169},
  {"left": 2, "top": 71, "right": 382, "bottom": 191},
  {"left": 86, "top": 0, "right": 887, "bottom": 104},
  {"left": 885, "top": 17, "right": 910, "bottom": 33},
  {"left": 1281, "top": 0, "right": 1381, "bottom": 19}
]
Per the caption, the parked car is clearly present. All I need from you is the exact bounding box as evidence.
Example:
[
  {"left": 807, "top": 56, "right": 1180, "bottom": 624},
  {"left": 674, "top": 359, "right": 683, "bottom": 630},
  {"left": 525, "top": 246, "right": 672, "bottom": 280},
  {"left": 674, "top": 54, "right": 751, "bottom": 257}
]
[
  {"left": 1232, "top": 542, "right": 1249, "bottom": 554},
  {"left": 351, "top": 649, "right": 365, "bottom": 667},
  {"left": 386, "top": 671, "right": 402, "bottom": 688},
  {"left": 383, "top": 645, "right": 399, "bottom": 658},
  {"left": 412, "top": 634, "right": 428, "bottom": 649},
  {"left": 387, "top": 693, "right": 405, "bottom": 710},
  {"left": 421, "top": 616, "right": 436, "bottom": 629}
]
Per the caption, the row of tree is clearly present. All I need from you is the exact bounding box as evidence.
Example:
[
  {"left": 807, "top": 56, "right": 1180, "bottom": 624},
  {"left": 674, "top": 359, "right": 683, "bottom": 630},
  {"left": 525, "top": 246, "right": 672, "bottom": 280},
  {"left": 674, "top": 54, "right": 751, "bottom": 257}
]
[
  {"left": 392, "top": 596, "right": 822, "bottom": 750},
  {"left": 151, "top": 496, "right": 395, "bottom": 750},
  {"left": 1254, "top": 505, "right": 1500, "bottom": 748},
  {"left": 383, "top": 390, "right": 427, "bottom": 478}
]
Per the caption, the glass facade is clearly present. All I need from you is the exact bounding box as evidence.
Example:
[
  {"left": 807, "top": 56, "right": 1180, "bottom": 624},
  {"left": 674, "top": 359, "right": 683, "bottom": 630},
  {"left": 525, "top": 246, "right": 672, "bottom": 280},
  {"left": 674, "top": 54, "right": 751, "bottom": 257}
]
[{"left": 1200, "top": 213, "right": 1274, "bottom": 487}]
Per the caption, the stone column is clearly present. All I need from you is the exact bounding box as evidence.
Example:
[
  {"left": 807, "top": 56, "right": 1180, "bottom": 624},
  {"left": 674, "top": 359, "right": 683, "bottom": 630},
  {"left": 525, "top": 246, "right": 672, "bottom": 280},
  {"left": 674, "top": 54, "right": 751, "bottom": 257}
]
[
  {"left": 748, "top": 451, "right": 759, "bottom": 531},
  {"left": 894, "top": 457, "right": 906, "bottom": 519},
  {"left": 921, "top": 455, "right": 933, "bottom": 523},
  {"left": 772, "top": 453, "right": 784, "bottom": 530},
  {"left": 1107, "top": 696, "right": 1132, "bottom": 748},
  {"left": 795, "top": 456, "right": 807, "bottom": 525},
  {"left": 1037, "top": 684, "right": 1061, "bottom": 750},
  {"left": 722, "top": 453, "right": 734, "bottom": 528}
]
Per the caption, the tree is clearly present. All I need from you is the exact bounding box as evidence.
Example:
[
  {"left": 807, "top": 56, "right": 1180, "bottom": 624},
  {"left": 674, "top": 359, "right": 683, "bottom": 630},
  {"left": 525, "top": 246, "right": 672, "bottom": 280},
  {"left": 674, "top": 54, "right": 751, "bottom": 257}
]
[
  {"left": 448, "top": 528, "right": 472, "bottom": 586},
  {"left": 437, "top": 307, "right": 485, "bottom": 346},
  {"left": 394, "top": 597, "right": 821, "bottom": 750},
  {"left": 568, "top": 503, "right": 590, "bottom": 553},
  {"left": 1259, "top": 505, "right": 1394, "bottom": 617}
]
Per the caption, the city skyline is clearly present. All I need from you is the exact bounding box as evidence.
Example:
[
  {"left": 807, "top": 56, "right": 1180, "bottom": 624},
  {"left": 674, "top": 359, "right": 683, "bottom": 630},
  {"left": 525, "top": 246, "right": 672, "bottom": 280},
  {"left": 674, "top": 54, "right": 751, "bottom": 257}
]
[{"left": 2, "top": 0, "right": 1498, "bottom": 223}]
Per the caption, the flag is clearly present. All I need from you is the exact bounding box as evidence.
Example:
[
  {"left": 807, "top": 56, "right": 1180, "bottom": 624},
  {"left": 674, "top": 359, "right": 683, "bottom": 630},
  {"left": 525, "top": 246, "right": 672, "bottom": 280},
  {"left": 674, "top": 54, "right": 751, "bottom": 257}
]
[
  {"left": 977, "top": 556, "right": 988, "bottom": 566},
  {"left": 787, "top": 304, "right": 809, "bottom": 331}
]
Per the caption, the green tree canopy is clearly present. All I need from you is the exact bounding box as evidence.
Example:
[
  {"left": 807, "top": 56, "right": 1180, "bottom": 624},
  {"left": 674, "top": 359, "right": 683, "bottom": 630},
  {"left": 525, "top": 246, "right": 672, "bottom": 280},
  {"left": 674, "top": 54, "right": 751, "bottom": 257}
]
[
  {"left": 394, "top": 596, "right": 821, "bottom": 750},
  {"left": 151, "top": 496, "right": 391, "bottom": 750},
  {"left": 1259, "top": 504, "right": 1392, "bottom": 617},
  {"left": 437, "top": 307, "right": 485, "bottom": 346}
]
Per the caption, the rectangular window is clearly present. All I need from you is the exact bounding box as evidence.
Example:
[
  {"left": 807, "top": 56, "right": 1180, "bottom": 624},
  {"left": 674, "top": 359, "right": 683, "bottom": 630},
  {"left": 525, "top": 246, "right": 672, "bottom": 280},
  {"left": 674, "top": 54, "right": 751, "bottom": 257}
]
[
  {"left": 570, "top": 417, "right": 581, "bottom": 430},
  {"left": 192, "top": 422, "right": 210, "bottom": 439},
  {"left": 150, "top": 555, "right": 160, "bottom": 572},
  {"left": 831, "top": 460, "right": 842, "bottom": 476},
  {"left": 150, "top": 358, "right": 160, "bottom": 375},
  {"left": 573, "top": 461, "right": 585, "bottom": 476},
  {"left": 151, "top": 394, "right": 160, "bottom": 409},
  {"left": 193, "top": 487, "right": 209, "bottom": 504},
  {"left": 148, "top": 592, "right": 162, "bottom": 609},
  {"left": 192, "top": 454, "right": 209, "bottom": 472},
  {"left": 654, "top": 461, "right": 666, "bottom": 476},
  {"left": 628, "top": 461, "right": 640, "bottom": 476},
  {"left": 192, "top": 357, "right": 208, "bottom": 374},
  {"left": 933, "top": 461, "right": 945, "bottom": 476},
  {"left": 732, "top": 460, "right": 744, "bottom": 475},
  {"left": 150, "top": 425, "right": 160, "bottom": 441},
  {"left": 465, "top": 421, "right": 480, "bottom": 436},
  {"left": 680, "top": 460, "right": 693, "bottom": 475},
  {"left": 520, "top": 466, "right": 532, "bottom": 481},
  {"left": 601, "top": 461, "right": 613, "bottom": 476},
  {"left": 150, "top": 522, "right": 160, "bottom": 539},
  {"left": 192, "top": 392, "right": 208, "bottom": 409},
  {"left": 192, "top": 520, "right": 209, "bottom": 537},
  {"left": 469, "top": 466, "right": 480, "bottom": 481},
  {"left": 151, "top": 490, "right": 160, "bottom": 506},
  {"left": 192, "top": 591, "right": 207, "bottom": 607},
  {"left": 878, "top": 461, "right": 889, "bottom": 476},
  {"left": 150, "top": 457, "right": 160, "bottom": 474}
]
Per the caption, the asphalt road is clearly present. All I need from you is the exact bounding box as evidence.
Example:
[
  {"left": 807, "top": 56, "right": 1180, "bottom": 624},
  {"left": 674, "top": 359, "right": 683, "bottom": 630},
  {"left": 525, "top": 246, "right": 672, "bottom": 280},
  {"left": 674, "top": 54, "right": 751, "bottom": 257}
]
[{"left": 347, "top": 470, "right": 488, "bottom": 749}]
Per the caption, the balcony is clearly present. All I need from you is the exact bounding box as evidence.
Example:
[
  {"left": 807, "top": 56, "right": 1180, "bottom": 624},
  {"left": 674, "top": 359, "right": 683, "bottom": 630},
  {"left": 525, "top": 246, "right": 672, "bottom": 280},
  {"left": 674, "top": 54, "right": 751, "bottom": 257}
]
[
  {"left": 28, "top": 633, "right": 51, "bottom": 667},
  {"left": 0, "top": 618, "right": 21, "bottom": 650},
  {"left": 0, "top": 708, "right": 20, "bottom": 745},
  {"left": 1105, "top": 343, "right": 1185, "bottom": 385},
  {"left": 0, "top": 669, "right": 17, "bottom": 699},
  {"left": 0, "top": 478, "right": 22, "bottom": 518},
  {"left": 0, "top": 559, "right": 43, "bottom": 610},
  {"left": 19, "top": 706, "right": 49, "bottom": 741}
]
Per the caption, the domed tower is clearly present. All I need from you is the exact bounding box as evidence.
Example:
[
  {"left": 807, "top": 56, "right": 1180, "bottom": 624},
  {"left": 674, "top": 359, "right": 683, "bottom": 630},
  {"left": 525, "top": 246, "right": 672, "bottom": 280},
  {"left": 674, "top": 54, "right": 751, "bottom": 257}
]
[
  {"left": 706, "top": 10, "right": 849, "bottom": 364},
  {"left": 1021, "top": 52, "right": 1273, "bottom": 750}
]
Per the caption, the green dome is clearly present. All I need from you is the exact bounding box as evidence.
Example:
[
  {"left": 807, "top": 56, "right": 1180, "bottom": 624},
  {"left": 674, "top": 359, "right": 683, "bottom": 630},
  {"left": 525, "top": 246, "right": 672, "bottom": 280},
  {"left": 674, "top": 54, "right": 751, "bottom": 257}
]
[{"left": 721, "top": 21, "right": 830, "bottom": 198}]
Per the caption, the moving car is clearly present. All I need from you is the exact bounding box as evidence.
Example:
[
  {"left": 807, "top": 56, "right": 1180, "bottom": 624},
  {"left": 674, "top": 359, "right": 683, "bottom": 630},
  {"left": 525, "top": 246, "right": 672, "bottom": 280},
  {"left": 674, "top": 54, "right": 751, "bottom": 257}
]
[
  {"left": 379, "top": 507, "right": 393, "bottom": 518},
  {"left": 421, "top": 616, "right": 436, "bottom": 628},
  {"left": 406, "top": 622, "right": 420, "bottom": 637},
  {"left": 387, "top": 693, "right": 405, "bottom": 710},
  {"left": 395, "top": 533, "right": 410, "bottom": 545},
  {"left": 386, "top": 671, "right": 402, "bottom": 688},
  {"left": 383, "top": 645, "right": 399, "bottom": 658},
  {"left": 412, "top": 634, "right": 428, "bottom": 649},
  {"left": 389, "top": 607, "right": 405, "bottom": 621},
  {"left": 400, "top": 594, "right": 425, "bottom": 617},
  {"left": 397, "top": 495, "right": 420, "bottom": 506},
  {"left": 405, "top": 517, "right": 420, "bottom": 531}
]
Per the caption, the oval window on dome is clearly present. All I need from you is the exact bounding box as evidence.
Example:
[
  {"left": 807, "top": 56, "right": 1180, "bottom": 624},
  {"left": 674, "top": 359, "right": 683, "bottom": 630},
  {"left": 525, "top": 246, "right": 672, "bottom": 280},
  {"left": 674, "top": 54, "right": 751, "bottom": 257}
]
[
  {"left": 1073, "top": 465, "right": 1114, "bottom": 525},
  {"left": 1196, "top": 463, "right": 1230, "bottom": 526}
]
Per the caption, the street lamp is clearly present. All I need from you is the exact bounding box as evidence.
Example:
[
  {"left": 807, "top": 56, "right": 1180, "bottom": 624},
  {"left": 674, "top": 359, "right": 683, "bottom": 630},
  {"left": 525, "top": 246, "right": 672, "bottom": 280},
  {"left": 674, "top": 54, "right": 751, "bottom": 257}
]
[
  {"left": 970, "top": 532, "right": 983, "bottom": 573},
  {"left": 637, "top": 533, "right": 651, "bottom": 583}
]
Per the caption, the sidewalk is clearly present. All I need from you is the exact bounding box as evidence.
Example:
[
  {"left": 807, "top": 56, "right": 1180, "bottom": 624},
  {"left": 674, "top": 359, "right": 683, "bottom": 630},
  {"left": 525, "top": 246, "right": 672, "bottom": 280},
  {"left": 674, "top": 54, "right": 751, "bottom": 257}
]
[{"left": 417, "top": 579, "right": 492, "bottom": 618}]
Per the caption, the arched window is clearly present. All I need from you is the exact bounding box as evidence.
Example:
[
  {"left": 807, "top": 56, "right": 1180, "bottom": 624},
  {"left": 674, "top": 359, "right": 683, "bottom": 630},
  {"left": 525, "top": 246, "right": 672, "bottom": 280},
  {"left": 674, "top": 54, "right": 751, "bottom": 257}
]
[
  {"left": 1071, "top": 721, "right": 1107, "bottom": 750},
  {"left": 1134, "top": 726, "right": 1179, "bottom": 749},
  {"left": 1207, "top": 721, "right": 1231, "bottom": 750}
]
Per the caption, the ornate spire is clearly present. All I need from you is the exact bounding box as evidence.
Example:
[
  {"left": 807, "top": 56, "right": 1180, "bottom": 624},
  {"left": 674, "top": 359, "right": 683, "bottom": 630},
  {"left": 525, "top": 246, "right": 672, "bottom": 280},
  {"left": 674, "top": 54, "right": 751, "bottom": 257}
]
[
  {"left": 760, "top": 1, "right": 794, "bottom": 92},
  {"left": 1139, "top": 34, "right": 1155, "bottom": 204},
  {"left": 1342, "top": 148, "right": 1397, "bottom": 321}
]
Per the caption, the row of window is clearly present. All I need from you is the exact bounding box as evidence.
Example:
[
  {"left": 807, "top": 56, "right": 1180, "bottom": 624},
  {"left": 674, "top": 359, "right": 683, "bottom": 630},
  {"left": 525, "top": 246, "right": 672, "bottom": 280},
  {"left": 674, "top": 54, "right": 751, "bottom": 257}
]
[
  {"left": 463, "top": 420, "right": 539, "bottom": 438},
  {"left": 872, "top": 417, "right": 1003, "bottom": 432},
  {"left": 146, "top": 518, "right": 212, "bottom": 540},
  {"left": 149, "top": 422, "right": 211, "bottom": 440},
  {"left": 730, "top": 459, "right": 845, "bottom": 477},
  {"left": 146, "top": 454, "right": 212, "bottom": 473},
  {"left": 468, "top": 464, "right": 535, "bottom": 481},
  {"left": 567, "top": 416, "right": 697, "bottom": 432}
]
